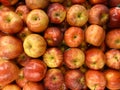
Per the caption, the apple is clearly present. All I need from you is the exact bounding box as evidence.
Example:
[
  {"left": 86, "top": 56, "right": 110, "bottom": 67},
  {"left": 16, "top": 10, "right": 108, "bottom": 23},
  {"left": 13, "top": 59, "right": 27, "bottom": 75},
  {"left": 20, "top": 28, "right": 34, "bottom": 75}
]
[
  {"left": 0, "top": 35, "right": 23, "bottom": 59},
  {"left": 105, "top": 29, "right": 120, "bottom": 49},
  {"left": 0, "top": 11, "right": 23, "bottom": 34},
  {"left": 44, "top": 27, "right": 63, "bottom": 46},
  {"left": 71, "top": 0, "right": 86, "bottom": 4},
  {"left": 25, "top": 0, "right": 49, "bottom": 9},
  {"left": 85, "top": 69, "right": 106, "bottom": 90},
  {"left": 63, "top": 48, "right": 85, "bottom": 69},
  {"left": 89, "top": 0, "right": 108, "bottom": 5},
  {"left": 26, "top": 9, "right": 49, "bottom": 33},
  {"left": 64, "top": 27, "right": 84, "bottom": 47},
  {"left": 43, "top": 47, "right": 63, "bottom": 68},
  {"left": 23, "top": 59, "right": 47, "bottom": 82},
  {"left": 15, "top": 5, "right": 30, "bottom": 23},
  {"left": 23, "top": 34, "right": 47, "bottom": 58},
  {"left": 50, "top": 0, "right": 64, "bottom": 3},
  {"left": 65, "top": 69, "right": 87, "bottom": 90},
  {"left": 23, "top": 82, "right": 44, "bottom": 90},
  {"left": 85, "top": 48, "right": 106, "bottom": 70},
  {"left": 109, "top": 0, "right": 120, "bottom": 7},
  {"left": 2, "top": 84, "right": 21, "bottom": 90},
  {"left": 85, "top": 24, "right": 105, "bottom": 46},
  {"left": 0, "top": 5, "right": 15, "bottom": 12},
  {"left": 66, "top": 4, "right": 88, "bottom": 27},
  {"left": 44, "top": 68, "right": 64, "bottom": 90},
  {"left": 104, "top": 69, "right": 120, "bottom": 90},
  {"left": 17, "top": 27, "right": 33, "bottom": 41},
  {"left": 0, "top": 59, "right": 19, "bottom": 87},
  {"left": 0, "top": 0, "right": 18, "bottom": 6},
  {"left": 47, "top": 3, "right": 66, "bottom": 24},
  {"left": 108, "top": 7, "right": 120, "bottom": 28},
  {"left": 88, "top": 4, "right": 109, "bottom": 25},
  {"left": 105, "top": 49, "right": 120, "bottom": 70}
]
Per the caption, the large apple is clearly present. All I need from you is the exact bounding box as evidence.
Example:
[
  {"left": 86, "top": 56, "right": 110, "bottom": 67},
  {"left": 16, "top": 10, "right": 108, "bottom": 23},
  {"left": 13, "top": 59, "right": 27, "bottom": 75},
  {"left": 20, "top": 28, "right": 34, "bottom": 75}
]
[
  {"left": 23, "top": 34, "right": 47, "bottom": 58},
  {"left": 26, "top": 9, "right": 49, "bottom": 33}
]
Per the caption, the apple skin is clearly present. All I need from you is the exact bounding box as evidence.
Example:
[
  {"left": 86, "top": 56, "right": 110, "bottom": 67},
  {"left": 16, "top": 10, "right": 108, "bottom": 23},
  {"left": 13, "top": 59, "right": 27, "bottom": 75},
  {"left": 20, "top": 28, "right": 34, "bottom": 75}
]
[
  {"left": 85, "top": 69, "right": 106, "bottom": 90},
  {"left": 88, "top": 4, "right": 109, "bottom": 25},
  {"left": 43, "top": 47, "right": 63, "bottom": 68},
  {"left": 105, "top": 29, "right": 120, "bottom": 49},
  {"left": 0, "top": 60, "right": 19, "bottom": 87},
  {"left": 23, "top": 34, "right": 47, "bottom": 58},
  {"left": 0, "top": 0, "right": 18, "bottom": 6},
  {"left": 50, "top": 0, "right": 64, "bottom": 3},
  {"left": 2, "top": 84, "right": 21, "bottom": 90},
  {"left": 0, "top": 5, "right": 15, "bottom": 12},
  {"left": 67, "top": 4, "right": 88, "bottom": 27},
  {"left": 25, "top": 0, "right": 49, "bottom": 9},
  {"left": 47, "top": 3, "right": 66, "bottom": 24},
  {"left": 65, "top": 69, "right": 87, "bottom": 90},
  {"left": 89, "top": 0, "right": 107, "bottom": 5},
  {"left": 85, "top": 24, "right": 105, "bottom": 46},
  {"left": 44, "top": 69, "right": 65, "bottom": 90},
  {"left": 44, "top": 27, "right": 63, "bottom": 46},
  {"left": 108, "top": 7, "right": 120, "bottom": 29},
  {"left": 0, "top": 11, "right": 23, "bottom": 34},
  {"left": 63, "top": 48, "right": 85, "bottom": 69},
  {"left": 23, "top": 82, "right": 44, "bottom": 90},
  {"left": 109, "top": 0, "right": 120, "bottom": 7},
  {"left": 71, "top": 0, "right": 86, "bottom": 4},
  {"left": 104, "top": 69, "right": 120, "bottom": 90},
  {"left": 0, "top": 35, "right": 23, "bottom": 60},
  {"left": 85, "top": 48, "right": 106, "bottom": 70},
  {"left": 23, "top": 59, "right": 47, "bottom": 82},
  {"left": 105, "top": 49, "right": 120, "bottom": 70},
  {"left": 64, "top": 27, "right": 84, "bottom": 47}
]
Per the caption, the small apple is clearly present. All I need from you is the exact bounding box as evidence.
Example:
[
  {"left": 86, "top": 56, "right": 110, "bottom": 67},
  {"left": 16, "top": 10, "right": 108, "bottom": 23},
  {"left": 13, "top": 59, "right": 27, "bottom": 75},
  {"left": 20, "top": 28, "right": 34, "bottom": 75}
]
[
  {"left": 26, "top": 9, "right": 49, "bottom": 33},
  {"left": 88, "top": 4, "right": 109, "bottom": 25},
  {"left": 44, "top": 69, "right": 64, "bottom": 90},
  {"left": 44, "top": 27, "right": 63, "bottom": 46},
  {"left": 0, "top": 35, "right": 23, "bottom": 59},
  {"left": 104, "top": 69, "right": 120, "bottom": 90},
  {"left": 23, "top": 59, "right": 47, "bottom": 82},
  {"left": 43, "top": 47, "right": 63, "bottom": 68},
  {"left": 85, "top": 69, "right": 106, "bottom": 90},
  {"left": 66, "top": 4, "right": 88, "bottom": 27},
  {"left": 0, "top": 0, "right": 18, "bottom": 6},
  {"left": 85, "top": 48, "right": 106, "bottom": 70},
  {"left": 105, "top": 29, "right": 120, "bottom": 49},
  {"left": 65, "top": 69, "right": 87, "bottom": 90},
  {"left": 23, "top": 34, "right": 47, "bottom": 58},
  {"left": 109, "top": 0, "right": 120, "bottom": 7},
  {"left": 25, "top": 0, "right": 49, "bottom": 9},
  {"left": 71, "top": 0, "right": 86, "bottom": 4},
  {"left": 0, "top": 11, "right": 23, "bottom": 34},
  {"left": 85, "top": 24, "right": 105, "bottom": 46},
  {"left": 105, "top": 49, "right": 120, "bottom": 70},
  {"left": 64, "top": 27, "right": 84, "bottom": 47},
  {"left": 63, "top": 48, "right": 85, "bottom": 69},
  {"left": 2, "top": 84, "right": 21, "bottom": 90},
  {"left": 47, "top": 3, "right": 66, "bottom": 24}
]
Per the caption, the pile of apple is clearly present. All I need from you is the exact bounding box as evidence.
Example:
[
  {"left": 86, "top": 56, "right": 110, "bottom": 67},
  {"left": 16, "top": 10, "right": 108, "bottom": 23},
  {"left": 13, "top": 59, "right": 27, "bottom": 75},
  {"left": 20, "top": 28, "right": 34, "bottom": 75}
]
[{"left": 0, "top": 0, "right": 120, "bottom": 90}]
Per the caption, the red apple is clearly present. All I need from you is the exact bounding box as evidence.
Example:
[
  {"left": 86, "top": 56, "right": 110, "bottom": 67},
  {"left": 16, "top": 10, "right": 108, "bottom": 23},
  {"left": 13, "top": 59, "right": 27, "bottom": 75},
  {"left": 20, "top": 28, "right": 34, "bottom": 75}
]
[
  {"left": 71, "top": 0, "right": 86, "bottom": 4},
  {"left": 0, "top": 0, "right": 18, "bottom": 6},
  {"left": 15, "top": 5, "right": 30, "bottom": 22},
  {"left": 105, "top": 49, "right": 120, "bottom": 70},
  {"left": 26, "top": 9, "right": 49, "bottom": 33},
  {"left": 0, "top": 35, "right": 23, "bottom": 59},
  {"left": 66, "top": 4, "right": 88, "bottom": 27},
  {"left": 44, "top": 69, "right": 65, "bottom": 90},
  {"left": 89, "top": 0, "right": 107, "bottom": 5},
  {"left": 23, "top": 59, "right": 47, "bottom": 82},
  {"left": 85, "top": 48, "right": 106, "bottom": 70},
  {"left": 109, "top": 0, "right": 120, "bottom": 7},
  {"left": 2, "top": 84, "right": 21, "bottom": 90},
  {"left": 85, "top": 69, "right": 106, "bottom": 90},
  {"left": 108, "top": 7, "right": 120, "bottom": 28},
  {"left": 105, "top": 29, "right": 120, "bottom": 49},
  {"left": 0, "top": 59, "right": 19, "bottom": 87},
  {"left": 85, "top": 24, "right": 105, "bottom": 46},
  {"left": 25, "top": 0, "right": 49, "bottom": 9},
  {"left": 64, "top": 48, "right": 85, "bottom": 69},
  {"left": 43, "top": 47, "right": 63, "bottom": 68},
  {"left": 23, "top": 34, "right": 47, "bottom": 58},
  {"left": 104, "top": 69, "right": 120, "bottom": 90},
  {"left": 64, "top": 27, "right": 84, "bottom": 47},
  {"left": 88, "top": 4, "right": 109, "bottom": 25},
  {"left": 44, "top": 27, "right": 63, "bottom": 46},
  {"left": 47, "top": 3, "right": 66, "bottom": 24},
  {"left": 0, "top": 11, "right": 23, "bottom": 34},
  {"left": 23, "top": 82, "right": 44, "bottom": 90},
  {"left": 65, "top": 69, "right": 87, "bottom": 90}
]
